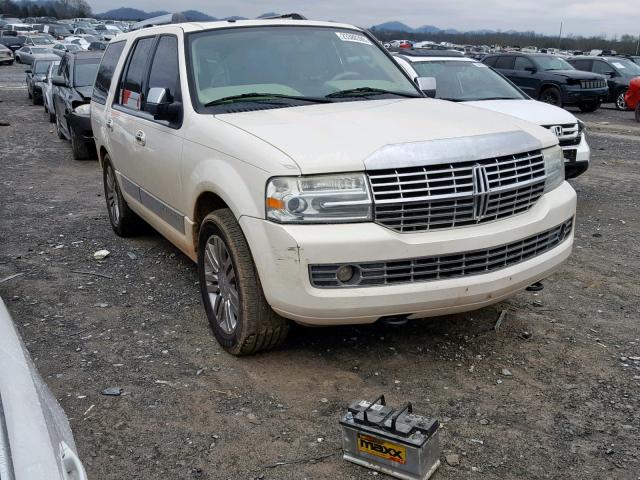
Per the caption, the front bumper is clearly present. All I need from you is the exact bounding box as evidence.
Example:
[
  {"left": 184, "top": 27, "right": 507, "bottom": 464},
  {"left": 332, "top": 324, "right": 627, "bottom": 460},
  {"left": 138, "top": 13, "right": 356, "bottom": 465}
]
[
  {"left": 65, "top": 111, "right": 93, "bottom": 141},
  {"left": 562, "top": 86, "right": 609, "bottom": 105},
  {"left": 241, "top": 182, "right": 577, "bottom": 325},
  {"left": 563, "top": 132, "right": 590, "bottom": 179}
]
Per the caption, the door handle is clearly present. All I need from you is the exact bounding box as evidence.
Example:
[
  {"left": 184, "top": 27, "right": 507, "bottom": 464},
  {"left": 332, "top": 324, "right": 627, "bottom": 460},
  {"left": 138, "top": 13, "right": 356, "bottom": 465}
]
[
  {"left": 135, "top": 130, "right": 146, "bottom": 146},
  {"left": 106, "top": 118, "right": 113, "bottom": 130}
]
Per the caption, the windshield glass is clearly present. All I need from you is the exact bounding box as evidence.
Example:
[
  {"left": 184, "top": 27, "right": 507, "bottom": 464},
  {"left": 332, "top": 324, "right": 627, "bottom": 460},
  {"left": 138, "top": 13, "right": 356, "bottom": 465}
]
[
  {"left": 30, "top": 47, "right": 49, "bottom": 53},
  {"left": 611, "top": 58, "right": 640, "bottom": 76},
  {"left": 187, "top": 26, "right": 419, "bottom": 110},
  {"left": 533, "top": 56, "right": 574, "bottom": 71},
  {"left": 34, "top": 60, "right": 52, "bottom": 73},
  {"left": 73, "top": 60, "right": 99, "bottom": 86},
  {"left": 31, "top": 37, "right": 52, "bottom": 45},
  {"left": 410, "top": 60, "right": 525, "bottom": 101},
  {"left": 66, "top": 44, "right": 81, "bottom": 51}
]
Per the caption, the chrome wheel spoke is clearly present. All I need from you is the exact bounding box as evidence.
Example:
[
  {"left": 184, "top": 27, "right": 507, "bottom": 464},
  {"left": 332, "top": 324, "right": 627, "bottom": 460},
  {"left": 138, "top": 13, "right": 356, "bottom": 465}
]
[{"left": 204, "top": 234, "right": 240, "bottom": 335}]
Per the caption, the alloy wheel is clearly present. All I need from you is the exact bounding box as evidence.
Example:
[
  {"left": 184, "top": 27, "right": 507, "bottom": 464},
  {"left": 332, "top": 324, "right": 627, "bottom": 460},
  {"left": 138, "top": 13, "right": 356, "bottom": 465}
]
[
  {"left": 616, "top": 92, "right": 627, "bottom": 110},
  {"left": 104, "top": 164, "right": 120, "bottom": 224},
  {"left": 203, "top": 235, "right": 239, "bottom": 335}
]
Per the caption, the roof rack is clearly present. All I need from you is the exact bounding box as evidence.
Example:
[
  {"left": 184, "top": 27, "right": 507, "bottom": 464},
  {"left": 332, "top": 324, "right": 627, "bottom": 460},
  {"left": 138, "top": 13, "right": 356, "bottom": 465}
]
[
  {"left": 389, "top": 48, "right": 465, "bottom": 57},
  {"left": 130, "top": 12, "right": 188, "bottom": 31},
  {"left": 263, "top": 13, "right": 307, "bottom": 20}
]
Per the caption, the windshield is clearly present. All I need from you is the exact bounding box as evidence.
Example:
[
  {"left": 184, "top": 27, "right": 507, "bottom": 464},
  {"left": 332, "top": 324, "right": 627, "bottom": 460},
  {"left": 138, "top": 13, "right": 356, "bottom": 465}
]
[
  {"left": 410, "top": 60, "right": 525, "bottom": 101},
  {"left": 187, "top": 26, "right": 419, "bottom": 110},
  {"left": 31, "top": 37, "right": 52, "bottom": 45},
  {"left": 611, "top": 58, "right": 640, "bottom": 76},
  {"left": 533, "top": 56, "right": 574, "bottom": 71},
  {"left": 66, "top": 44, "right": 81, "bottom": 51},
  {"left": 30, "top": 47, "right": 49, "bottom": 53},
  {"left": 73, "top": 60, "right": 99, "bottom": 86},
  {"left": 34, "top": 61, "right": 52, "bottom": 73}
]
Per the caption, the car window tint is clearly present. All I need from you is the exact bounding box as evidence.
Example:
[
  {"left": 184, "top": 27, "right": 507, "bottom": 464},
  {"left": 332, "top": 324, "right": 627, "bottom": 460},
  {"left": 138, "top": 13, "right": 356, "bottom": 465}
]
[
  {"left": 147, "top": 36, "right": 180, "bottom": 101},
  {"left": 514, "top": 57, "right": 534, "bottom": 71},
  {"left": 118, "top": 36, "right": 155, "bottom": 110},
  {"left": 494, "top": 56, "right": 515, "bottom": 69},
  {"left": 592, "top": 60, "right": 611, "bottom": 75},
  {"left": 571, "top": 59, "right": 591, "bottom": 71},
  {"left": 93, "top": 40, "right": 125, "bottom": 105}
]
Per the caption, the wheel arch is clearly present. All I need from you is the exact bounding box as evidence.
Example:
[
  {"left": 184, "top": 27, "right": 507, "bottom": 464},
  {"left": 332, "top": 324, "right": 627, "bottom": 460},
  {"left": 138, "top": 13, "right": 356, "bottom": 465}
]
[{"left": 192, "top": 191, "right": 231, "bottom": 253}]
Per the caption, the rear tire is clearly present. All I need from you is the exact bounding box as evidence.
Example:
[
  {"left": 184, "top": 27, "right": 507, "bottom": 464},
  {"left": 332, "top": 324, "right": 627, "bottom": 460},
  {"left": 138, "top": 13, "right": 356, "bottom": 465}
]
[
  {"left": 635, "top": 104, "right": 640, "bottom": 123},
  {"left": 55, "top": 115, "right": 66, "bottom": 139},
  {"left": 49, "top": 110, "right": 56, "bottom": 123},
  {"left": 198, "top": 209, "right": 289, "bottom": 355},
  {"left": 102, "top": 154, "right": 142, "bottom": 237},
  {"left": 70, "top": 126, "right": 91, "bottom": 160},
  {"left": 578, "top": 100, "right": 600, "bottom": 113},
  {"left": 539, "top": 86, "right": 562, "bottom": 107}
]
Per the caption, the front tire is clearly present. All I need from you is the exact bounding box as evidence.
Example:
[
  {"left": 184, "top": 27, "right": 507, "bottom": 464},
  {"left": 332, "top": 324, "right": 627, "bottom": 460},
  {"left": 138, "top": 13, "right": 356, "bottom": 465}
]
[
  {"left": 198, "top": 209, "right": 289, "bottom": 355},
  {"left": 616, "top": 89, "right": 629, "bottom": 110},
  {"left": 539, "top": 86, "right": 562, "bottom": 107},
  {"left": 71, "top": 126, "right": 91, "bottom": 160},
  {"left": 102, "top": 155, "right": 142, "bottom": 236}
]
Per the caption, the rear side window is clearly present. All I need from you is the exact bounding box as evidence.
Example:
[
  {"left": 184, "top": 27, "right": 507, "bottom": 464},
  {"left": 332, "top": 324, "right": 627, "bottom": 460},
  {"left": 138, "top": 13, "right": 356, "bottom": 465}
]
[
  {"left": 147, "top": 35, "right": 180, "bottom": 101},
  {"left": 483, "top": 56, "right": 497, "bottom": 67},
  {"left": 571, "top": 59, "right": 591, "bottom": 71},
  {"left": 494, "top": 56, "right": 515, "bottom": 69},
  {"left": 118, "top": 37, "right": 155, "bottom": 110},
  {"left": 92, "top": 40, "right": 125, "bottom": 105}
]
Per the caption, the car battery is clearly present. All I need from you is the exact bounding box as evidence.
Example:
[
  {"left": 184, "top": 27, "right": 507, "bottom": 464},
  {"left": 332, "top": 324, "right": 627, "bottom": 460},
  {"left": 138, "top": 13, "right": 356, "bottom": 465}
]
[{"left": 340, "top": 395, "right": 441, "bottom": 480}]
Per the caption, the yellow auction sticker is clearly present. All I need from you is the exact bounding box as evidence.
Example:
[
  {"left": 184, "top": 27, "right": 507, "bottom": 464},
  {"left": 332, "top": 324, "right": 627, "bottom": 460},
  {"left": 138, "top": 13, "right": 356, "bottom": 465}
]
[{"left": 357, "top": 433, "right": 407, "bottom": 464}]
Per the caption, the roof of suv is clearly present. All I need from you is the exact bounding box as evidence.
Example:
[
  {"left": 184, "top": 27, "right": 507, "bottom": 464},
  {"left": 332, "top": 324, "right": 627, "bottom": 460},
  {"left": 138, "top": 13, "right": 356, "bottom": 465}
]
[
  {"left": 567, "top": 56, "right": 622, "bottom": 61},
  {"left": 390, "top": 49, "right": 466, "bottom": 59},
  {"left": 116, "top": 19, "right": 361, "bottom": 38}
]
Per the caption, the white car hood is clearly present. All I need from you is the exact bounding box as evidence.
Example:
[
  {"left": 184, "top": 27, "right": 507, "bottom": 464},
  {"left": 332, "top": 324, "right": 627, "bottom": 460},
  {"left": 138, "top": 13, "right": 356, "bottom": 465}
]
[
  {"left": 217, "top": 98, "right": 557, "bottom": 174},
  {"left": 464, "top": 99, "right": 578, "bottom": 126}
]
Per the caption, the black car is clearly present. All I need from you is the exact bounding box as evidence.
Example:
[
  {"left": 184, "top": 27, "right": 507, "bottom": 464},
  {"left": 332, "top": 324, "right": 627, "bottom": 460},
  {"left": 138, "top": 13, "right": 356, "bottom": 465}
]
[
  {"left": 482, "top": 53, "right": 609, "bottom": 111},
  {"left": 25, "top": 55, "right": 58, "bottom": 105},
  {"left": 52, "top": 51, "right": 102, "bottom": 159},
  {"left": 87, "top": 41, "right": 106, "bottom": 51},
  {"left": 0, "top": 34, "right": 25, "bottom": 52},
  {"left": 567, "top": 56, "right": 640, "bottom": 110}
]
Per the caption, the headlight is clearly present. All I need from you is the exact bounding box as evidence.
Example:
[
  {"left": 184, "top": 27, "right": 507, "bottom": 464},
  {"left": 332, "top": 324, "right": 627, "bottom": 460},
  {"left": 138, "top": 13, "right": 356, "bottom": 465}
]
[
  {"left": 266, "top": 173, "right": 372, "bottom": 223},
  {"left": 73, "top": 103, "right": 91, "bottom": 115},
  {"left": 543, "top": 145, "right": 564, "bottom": 192}
]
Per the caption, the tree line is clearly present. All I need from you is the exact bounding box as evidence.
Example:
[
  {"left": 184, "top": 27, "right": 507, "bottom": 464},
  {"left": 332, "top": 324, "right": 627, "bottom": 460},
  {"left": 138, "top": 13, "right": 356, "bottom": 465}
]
[
  {"left": 370, "top": 28, "right": 640, "bottom": 55},
  {"left": 0, "top": 0, "right": 92, "bottom": 19}
]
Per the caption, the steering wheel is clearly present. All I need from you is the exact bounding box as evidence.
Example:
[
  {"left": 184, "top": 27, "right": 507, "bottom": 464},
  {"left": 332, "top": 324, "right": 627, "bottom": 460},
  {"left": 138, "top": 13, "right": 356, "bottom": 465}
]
[{"left": 330, "top": 71, "right": 361, "bottom": 81}]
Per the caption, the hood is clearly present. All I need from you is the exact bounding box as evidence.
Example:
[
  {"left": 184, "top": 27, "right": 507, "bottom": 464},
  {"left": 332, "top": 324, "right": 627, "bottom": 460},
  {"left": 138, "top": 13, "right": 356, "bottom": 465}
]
[
  {"left": 464, "top": 99, "right": 577, "bottom": 126},
  {"left": 75, "top": 86, "right": 93, "bottom": 100},
  {"left": 217, "top": 98, "right": 557, "bottom": 174},
  {"left": 550, "top": 69, "right": 604, "bottom": 80}
]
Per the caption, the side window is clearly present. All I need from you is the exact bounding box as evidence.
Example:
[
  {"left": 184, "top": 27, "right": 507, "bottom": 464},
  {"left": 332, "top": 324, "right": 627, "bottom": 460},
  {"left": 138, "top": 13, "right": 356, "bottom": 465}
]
[
  {"left": 146, "top": 36, "right": 180, "bottom": 102},
  {"left": 592, "top": 60, "right": 612, "bottom": 75},
  {"left": 92, "top": 40, "right": 125, "bottom": 105},
  {"left": 117, "top": 37, "right": 155, "bottom": 110},
  {"left": 494, "top": 56, "right": 515, "bottom": 70},
  {"left": 483, "top": 56, "right": 497, "bottom": 67},
  {"left": 571, "top": 59, "right": 591, "bottom": 71},
  {"left": 514, "top": 57, "right": 534, "bottom": 71}
]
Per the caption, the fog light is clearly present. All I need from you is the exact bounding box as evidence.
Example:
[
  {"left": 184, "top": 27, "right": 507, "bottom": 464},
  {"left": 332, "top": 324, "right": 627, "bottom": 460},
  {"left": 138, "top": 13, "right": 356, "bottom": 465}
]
[{"left": 337, "top": 265, "right": 355, "bottom": 283}]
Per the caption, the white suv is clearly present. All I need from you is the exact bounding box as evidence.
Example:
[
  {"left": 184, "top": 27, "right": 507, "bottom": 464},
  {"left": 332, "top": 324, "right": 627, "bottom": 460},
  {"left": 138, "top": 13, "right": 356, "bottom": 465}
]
[{"left": 91, "top": 19, "right": 576, "bottom": 355}]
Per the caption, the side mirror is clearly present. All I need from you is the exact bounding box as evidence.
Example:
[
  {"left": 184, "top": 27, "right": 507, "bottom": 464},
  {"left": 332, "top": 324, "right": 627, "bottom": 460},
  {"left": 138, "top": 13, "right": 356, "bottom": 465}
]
[
  {"left": 605, "top": 70, "right": 616, "bottom": 77},
  {"left": 52, "top": 75, "right": 66, "bottom": 87},
  {"left": 524, "top": 66, "right": 537, "bottom": 73},
  {"left": 416, "top": 76, "right": 437, "bottom": 98},
  {"left": 25, "top": 69, "right": 32, "bottom": 73},
  {"left": 144, "top": 87, "right": 181, "bottom": 122}
]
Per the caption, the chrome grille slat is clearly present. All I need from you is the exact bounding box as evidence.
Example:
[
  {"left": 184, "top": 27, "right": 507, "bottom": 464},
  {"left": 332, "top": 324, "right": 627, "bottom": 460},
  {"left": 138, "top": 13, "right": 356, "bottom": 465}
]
[
  {"left": 309, "top": 218, "right": 573, "bottom": 288},
  {"left": 368, "top": 149, "right": 546, "bottom": 232}
]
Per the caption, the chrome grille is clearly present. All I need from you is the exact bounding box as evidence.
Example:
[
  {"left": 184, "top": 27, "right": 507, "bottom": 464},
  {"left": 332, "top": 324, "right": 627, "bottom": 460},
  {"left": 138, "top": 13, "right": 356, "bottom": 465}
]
[
  {"left": 309, "top": 218, "right": 573, "bottom": 288},
  {"left": 369, "top": 150, "right": 546, "bottom": 233},
  {"left": 581, "top": 79, "right": 606, "bottom": 89}
]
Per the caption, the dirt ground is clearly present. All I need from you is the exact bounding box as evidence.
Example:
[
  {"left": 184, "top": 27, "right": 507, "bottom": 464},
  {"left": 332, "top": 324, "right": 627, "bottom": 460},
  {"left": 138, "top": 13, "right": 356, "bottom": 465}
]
[{"left": 1, "top": 61, "right": 639, "bottom": 480}]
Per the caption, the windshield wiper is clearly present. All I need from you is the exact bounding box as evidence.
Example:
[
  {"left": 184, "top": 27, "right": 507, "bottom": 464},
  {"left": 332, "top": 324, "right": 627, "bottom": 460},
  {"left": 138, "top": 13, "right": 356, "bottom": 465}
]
[
  {"left": 326, "top": 87, "right": 422, "bottom": 99},
  {"left": 204, "top": 92, "right": 332, "bottom": 107}
]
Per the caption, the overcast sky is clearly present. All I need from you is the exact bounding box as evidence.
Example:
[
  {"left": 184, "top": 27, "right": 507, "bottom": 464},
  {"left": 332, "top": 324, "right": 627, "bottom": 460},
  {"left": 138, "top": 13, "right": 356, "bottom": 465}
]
[{"left": 87, "top": 0, "right": 639, "bottom": 38}]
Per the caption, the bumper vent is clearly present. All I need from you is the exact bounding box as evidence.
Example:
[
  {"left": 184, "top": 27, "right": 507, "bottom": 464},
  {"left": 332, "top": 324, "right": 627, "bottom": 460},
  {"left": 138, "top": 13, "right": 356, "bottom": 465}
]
[{"left": 309, "top": 217, "right": 573, "bottom": 288}]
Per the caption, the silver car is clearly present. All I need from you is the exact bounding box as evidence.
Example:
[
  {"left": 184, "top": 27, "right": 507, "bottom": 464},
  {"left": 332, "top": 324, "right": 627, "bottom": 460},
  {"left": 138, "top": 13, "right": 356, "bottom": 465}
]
[
  {"left": 0, "top": 298, "right": 88, "bottom": 480},
  {"left": 43, "top": 59, "right": 60, "bottom": 122},
  {"left": 14, "top": 46, "right": 55, "bottom": 64},
  {"left": 51, "top": 42, "right": 82, "bottom": 58},
  {"left": 0, "top": 43, "right": 13, "bottom": 65}
]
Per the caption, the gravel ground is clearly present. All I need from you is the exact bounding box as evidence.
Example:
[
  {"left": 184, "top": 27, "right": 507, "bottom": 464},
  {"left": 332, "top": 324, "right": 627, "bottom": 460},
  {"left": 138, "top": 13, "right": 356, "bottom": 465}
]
[{"left": 1, "top": 61, "right": 639, "bottom": 480}]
